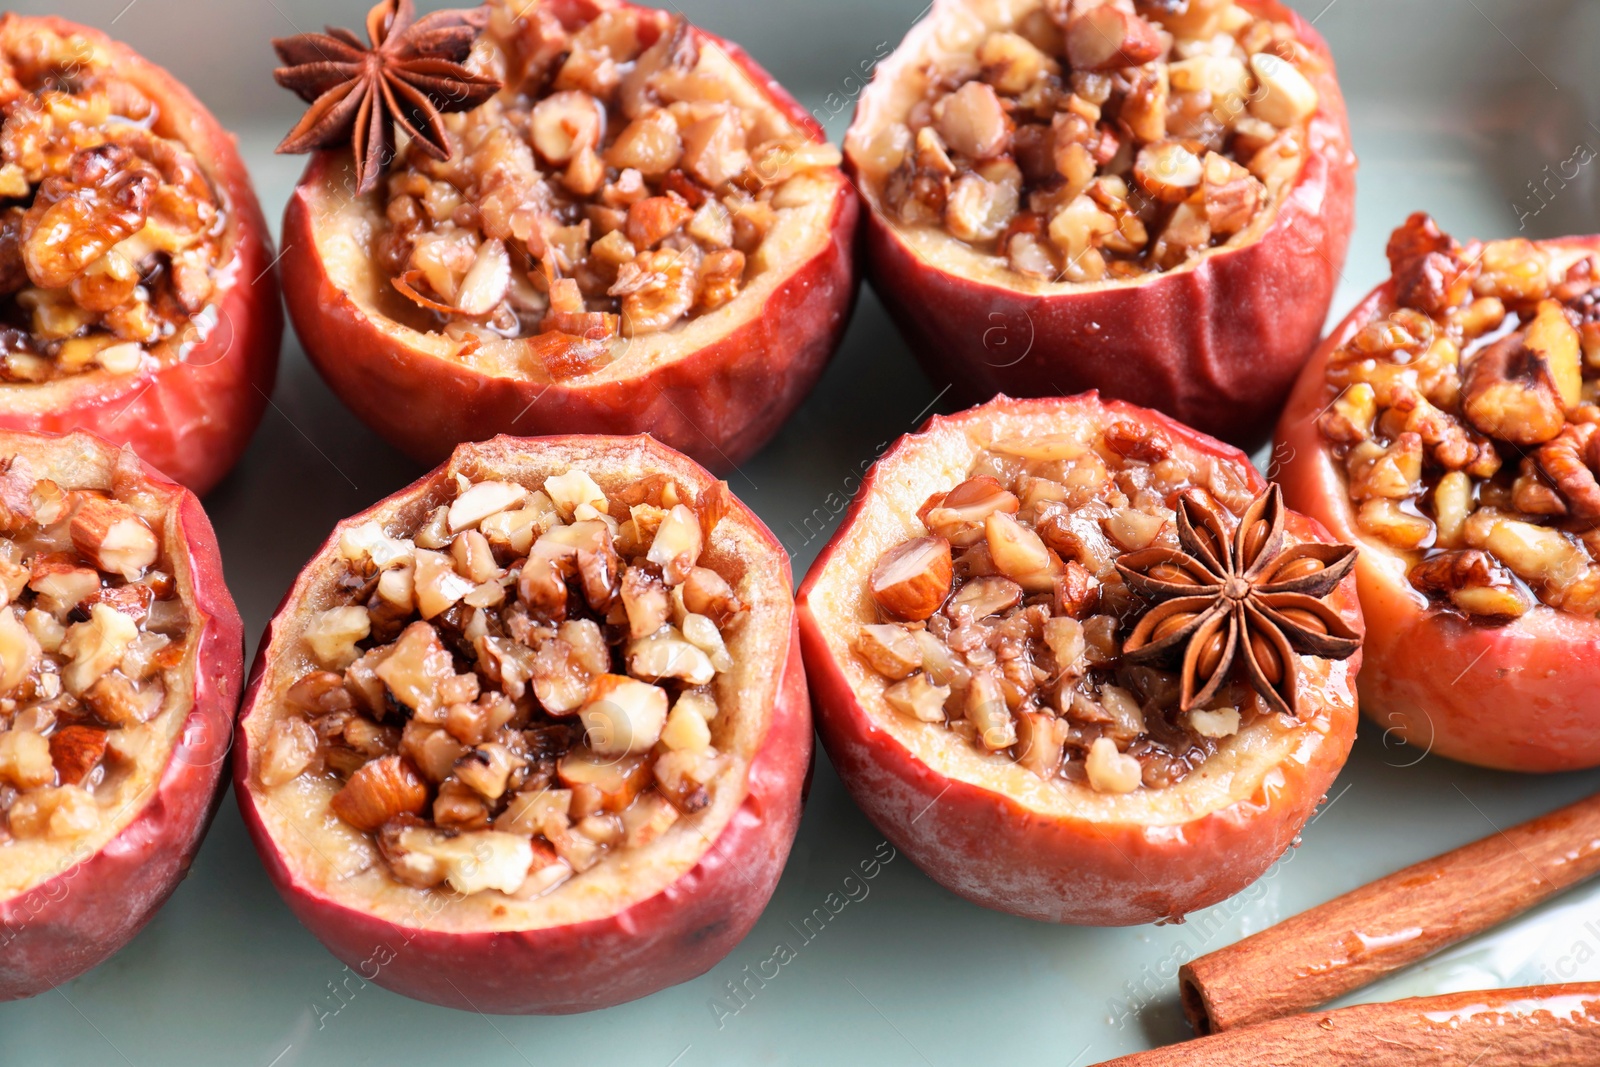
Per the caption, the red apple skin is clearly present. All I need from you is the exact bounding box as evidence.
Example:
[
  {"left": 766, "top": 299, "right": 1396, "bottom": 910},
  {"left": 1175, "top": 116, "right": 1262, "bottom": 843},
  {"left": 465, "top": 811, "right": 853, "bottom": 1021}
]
[
  {"left": 0, "top": 431, "right": 244, "bottom": 1000},
  {"left": 234, "top": 434, "right": 813, "bottom": 1013},
  {"left": 280, "top": 2, "right": 858, "bottom": 475},
  {"left": 798, "top": 395, "right": 1362, "bottom": 925},
  {"left": 1276, "top": 238, "right": 1600, "bottom": 773},
  {"left": 0, "top": 16, "right": 281, "bottom": 497},
  {"left": 849, "top": 0, "right": 1355, "bottom": 452}
]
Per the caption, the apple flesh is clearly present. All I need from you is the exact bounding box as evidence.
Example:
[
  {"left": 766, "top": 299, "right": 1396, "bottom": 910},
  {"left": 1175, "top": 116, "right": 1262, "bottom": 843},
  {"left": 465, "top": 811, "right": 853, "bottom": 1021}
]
[
  {"left": 845, "top": 0, "right": 1356, "bottom": 451},
  {"left": 798, "top": 394, "right": 1362, "bottom": 925},
  {"left": 0, "top": 16, "right": 282, "bottom": 497},
  {"left": 233, "top": 434, "right": 811, "bottom": 1013},
  {"left": 280, "top": 0, "right": 857, "bottom": 474},
  {"left": 1275, "top": 236, "right": 1600, "bottom": 773},
  {"left": 0, "top": 430, "right": 244, "bottom": 1000}
]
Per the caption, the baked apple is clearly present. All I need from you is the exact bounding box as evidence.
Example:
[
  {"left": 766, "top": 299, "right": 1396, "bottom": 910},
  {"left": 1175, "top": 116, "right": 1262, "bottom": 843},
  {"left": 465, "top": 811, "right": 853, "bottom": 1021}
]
[
  {"left": 845, "top": 0, "right": 1355, "bottom": 450},
  {"left": 0, "top": 429, "right": 242, "bottom": 1000},
  {"left": 276, "top": 0, "right": 857, "bottom": 473},
  {"left": 798, "top": 394, "right": 1362, "bottom": 924},
  {"left": 234, "top": 433, "right": 809, "bottom": 1012},
  {"left": 1277, "top": 214, "right": 1600, "bottom": 772},
  {"left": 0, "top": 16, "right": 280, "bottom": 496}
]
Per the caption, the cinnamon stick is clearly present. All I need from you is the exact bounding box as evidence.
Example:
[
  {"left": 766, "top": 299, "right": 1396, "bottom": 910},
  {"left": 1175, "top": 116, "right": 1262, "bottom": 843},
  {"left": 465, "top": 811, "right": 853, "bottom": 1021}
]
[
  {"left": 1093, "top": 984, "right": 1600, "bottom": 1066},
  {"left": 1180, "top": 790, "right": 1600, "bottom": 1033}
]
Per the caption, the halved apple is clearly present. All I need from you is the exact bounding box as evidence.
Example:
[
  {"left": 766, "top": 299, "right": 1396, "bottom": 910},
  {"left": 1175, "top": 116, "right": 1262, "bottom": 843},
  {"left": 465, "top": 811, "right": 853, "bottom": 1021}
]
[
  {"left": 1276, "top": 217, "right": 1600, "bottom": 772},
  {"left": 845, "top": 0, "right": 1355, "bottom": 450},
  {"left": 280, "top": 0, "right": 856, "bottom": 473},
  {"left": 0, "top": 429, "right": 242, "bottom": 999},
  {"left": 234, "top": 433, "right": 810, "bottom": 1012},
  {"left": 0, "top": 16, "right": 281, "bottom": 495},
  {"left": 800, "top": 394, "right": 1361, "bottom": 924}
]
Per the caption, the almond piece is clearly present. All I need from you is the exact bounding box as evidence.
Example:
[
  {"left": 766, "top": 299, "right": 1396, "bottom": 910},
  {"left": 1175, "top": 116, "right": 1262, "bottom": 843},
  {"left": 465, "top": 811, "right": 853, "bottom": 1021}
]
[
  {"left": 412, "top": 549, "right": 474, "bottom": 619},
  {"left": 454, "top": 239, "right": 510, "bottom": 317},
  {"left": 681, "top": 565, "right": 744, "bottom": 625},
  {"left": 330, "top": 754, "right": 429, "bottom": 832},
  {"left": 557, "top": 748, "right": 653, "bottom": 812},
  {"left": 985, "top": 511, "right": 1063, "bottom": 591},
  {"left": 448, "top": 480, "right": 528, "bottom": 532},
  {"left": 883, "top": 672, "right": 951, "bottom": 722},
  {"left": 1524, "top": 298, "right": 1583, "bottom": 411},
  {"left": 579, "top": 673, "right": 669, "bottom": 756},
  {"left": 71, "top": 495, "right": 158, "bottom": 580},
  {"left": 49, "top": 724, "right": 108, "bottom": 786},
  {"left": 646, "top": 504, "right": 703, "bottom": 584},
  {"left": 923, "top": 476, "right": 1020, "bottom": 546},
  {"left": 1065, "top": 5, "right": 1163, "bottom": 71},
  {"left": 1133, "top": 140, "right": 1204, "bottom": 204},
  {"left": 869, "top": 535, "right": 953, "bottom": 621},
  {"left": 966, "top": 669, "right": 1016, "bottom": 750},
  {"left": 1015, "top": 711, "right": 1066, "bottom": 779},
  {"left": 1248, "top": 52, "right": 1319, "bottom": 129},
  {"left": 680, "top": 109, "right": 750, "bottom": 187},
  {"left": 855, "top": 623, "right": 921, "bottom": 679},
  {"left": 530, "top": 89, "right": 606, "bottom": 164}
]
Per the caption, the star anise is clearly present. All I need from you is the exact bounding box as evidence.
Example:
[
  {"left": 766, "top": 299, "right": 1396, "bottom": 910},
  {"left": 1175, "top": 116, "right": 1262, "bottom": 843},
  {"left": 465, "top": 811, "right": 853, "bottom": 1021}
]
[
  {"left": 1114, "top": 485, "right": 1359, "bottom": 718},
  {"left": 272, "top": 0, "right": 502, "bottom": 194}
]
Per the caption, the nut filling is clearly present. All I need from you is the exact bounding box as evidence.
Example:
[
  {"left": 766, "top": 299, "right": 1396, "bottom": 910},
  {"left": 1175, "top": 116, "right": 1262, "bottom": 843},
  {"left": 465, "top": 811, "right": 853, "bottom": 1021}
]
[
  {"left": 371, "top": 0, "right": 840, "bottom": 374},
  {"left": 865, "top": 0, "right": 1321, "bottom": 281},
  {"left": 1320, "top": 214, "right": 1600, "bottom": 620},
  {"left": 264, "top": 469, "right": 745, "bottom": 898},
  {"left": 0, "top": 454, "right": 186, "bottom": 844},
  {"left": 857, "top": 424, "right": 1328, "bottom": 792},
  {"left": 0, "top": 17, "right": 226, "bottom": 382}
]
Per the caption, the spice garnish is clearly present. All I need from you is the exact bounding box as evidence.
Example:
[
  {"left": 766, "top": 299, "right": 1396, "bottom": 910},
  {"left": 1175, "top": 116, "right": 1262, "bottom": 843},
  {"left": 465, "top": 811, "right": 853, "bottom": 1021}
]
[
  {"left": 1115, "top": 485, "right": 1358, "bottom": 716},
  {"left": 272, "top": 0, "right": 500, "bottom": 194}
]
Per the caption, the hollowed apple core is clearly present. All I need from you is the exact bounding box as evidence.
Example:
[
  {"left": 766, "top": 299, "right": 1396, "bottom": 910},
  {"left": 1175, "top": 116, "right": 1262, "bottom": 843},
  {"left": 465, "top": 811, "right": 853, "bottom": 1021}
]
[
  {"left": 845, "top": 0, "right": 1319, "bottom": 289},
  {"left": 809, "top": 400, "right": 1356, "bottom": 826},
  {"left": 306, "top": 1, "right": 848, "bottom": 389},
  {"left": 240, "top": 436, "right": 796, "bottom": 933}
]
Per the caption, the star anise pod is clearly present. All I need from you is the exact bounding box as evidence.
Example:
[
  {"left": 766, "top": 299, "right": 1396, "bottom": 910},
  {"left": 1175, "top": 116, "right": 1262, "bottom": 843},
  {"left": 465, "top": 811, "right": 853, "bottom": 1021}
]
[
  {"left": 1114, "top": 485, "right": 1359, "bottom": 718},
  {"left": 272, "top": 0, "right": 502, "bottom": 194}
]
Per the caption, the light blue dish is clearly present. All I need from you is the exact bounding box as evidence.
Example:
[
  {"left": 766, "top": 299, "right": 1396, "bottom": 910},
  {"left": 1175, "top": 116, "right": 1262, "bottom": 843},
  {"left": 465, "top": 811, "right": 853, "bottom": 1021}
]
[{"left": 4, "top": 1, "right": 1600, "bottom": 1063}]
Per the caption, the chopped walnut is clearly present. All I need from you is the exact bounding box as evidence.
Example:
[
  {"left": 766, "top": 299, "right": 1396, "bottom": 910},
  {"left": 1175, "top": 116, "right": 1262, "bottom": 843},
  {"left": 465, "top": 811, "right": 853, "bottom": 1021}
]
[
  {"left": 0, "top": 461, "right": 187, "bottom": 840},
  {"left": 1321, "top": 215, "right": 1600, "bottom": 619},
  {"left": 268, "top": 467, "right": 746, "bottom": 898},
  {"left": 376, "top": 1, "right": 842, "bottom": 363},
  {"left": 855, "top": 424, "right": 1272, "bottom": 790},
  {"left": 0, "top": 21, "right": 224, "bottom": 382},
  {"left": 871, "top": 0, "right": 1314, "bottom": 279}
]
